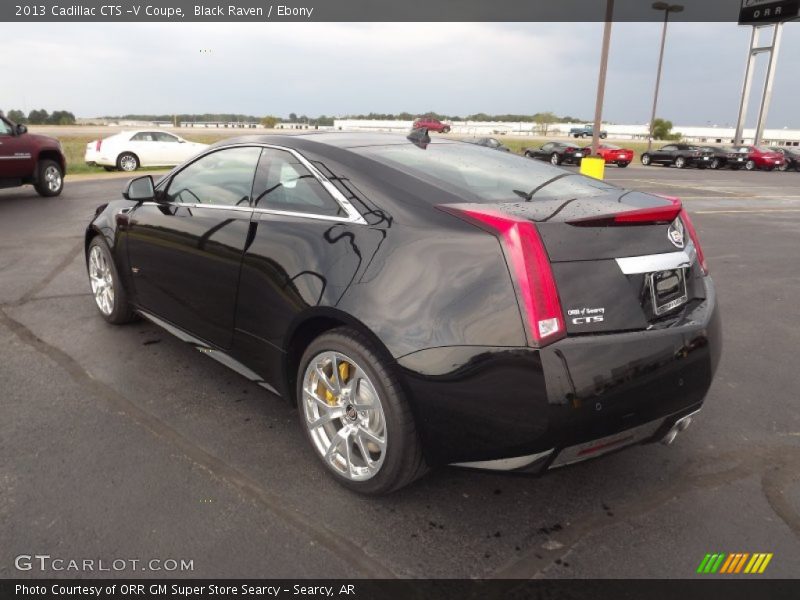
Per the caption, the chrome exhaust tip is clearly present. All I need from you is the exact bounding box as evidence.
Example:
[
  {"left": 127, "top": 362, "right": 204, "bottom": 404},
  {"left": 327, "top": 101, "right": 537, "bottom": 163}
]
[{"left": 661, "top": 414, "right": 694, "bottom": 445}]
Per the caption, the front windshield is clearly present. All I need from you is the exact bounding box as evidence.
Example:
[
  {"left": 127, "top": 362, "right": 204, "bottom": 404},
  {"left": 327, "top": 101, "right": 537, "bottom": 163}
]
[{"left": 355, "top": 141, "right": 620, "bottom": 202}]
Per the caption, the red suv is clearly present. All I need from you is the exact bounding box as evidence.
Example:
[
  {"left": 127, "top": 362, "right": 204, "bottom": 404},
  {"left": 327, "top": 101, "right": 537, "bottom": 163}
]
[
  {"left": 412, "top": 117, "right": 451, "bottom": 133},
  {"left": 0, "top": 113, "right": 66, "bottom": 196},
  {"left": 733, "top": 145, "right": 786, "bottom": 171}
]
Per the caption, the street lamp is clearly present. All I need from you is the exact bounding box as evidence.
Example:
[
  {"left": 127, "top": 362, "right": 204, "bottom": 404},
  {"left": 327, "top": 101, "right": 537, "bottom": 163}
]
[{"left": 647, "top": 2, "right": 683, "bottom": 153}]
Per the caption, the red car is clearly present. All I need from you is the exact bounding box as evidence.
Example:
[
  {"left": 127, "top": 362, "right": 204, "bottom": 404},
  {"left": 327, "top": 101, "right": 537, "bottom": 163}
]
[
  {"left": 585, "top": 143, "right": 634, "bottom": 168},
  {"left": 412, "top": 117, "right": 451, "bottom": 133},
  {"left": 733, "top": 145, "right": 785, "bottom": 171}
]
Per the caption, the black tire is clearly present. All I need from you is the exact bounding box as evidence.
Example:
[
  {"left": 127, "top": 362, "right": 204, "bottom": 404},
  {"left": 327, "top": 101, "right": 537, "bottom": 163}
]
[
  {"left": 710, "top": 158, "right": 721, "bottom": 170},
  {"left": 117, "top": 152, "right": 139, "bottom": 172},
  {"left": 524, "top": 151, "right": 533, "bottom": 158},
  {"left": 33, "top": 159, "right": 64, "bottom": 197},
  {"left": 550, "top": 152, "right": 562, "bottom": 166},
  {"left": 296, "top": 328, "right": 427, "bottom": 495},
  {"left": 777, "top": 162, "right": 787, "bottom": 172},
  {"left": 617, "top": 162, "right": 629, "bottom": 168},
  {"left": 441, "top": 126, "right": 450, "bottom": 133},
  {"left": 745, "top": 160, "right": 756, "bottom": 171},
  {"left": 86, "top": 236, "right": 136, "bottom": 325},
  {"left": 641, "top": 153, "right": 651, "bottom": 166},
  {"left": 674, "top": 156, "right": 687, "bottom": 169},
  {"left": 600, "top": 133, "right": 607, "bottom": 139}
]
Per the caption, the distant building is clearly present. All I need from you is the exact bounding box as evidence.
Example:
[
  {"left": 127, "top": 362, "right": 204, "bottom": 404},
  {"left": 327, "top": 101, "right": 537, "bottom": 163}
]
[{"left": 333, "top": 119, "right": 800, "bottom": 146}]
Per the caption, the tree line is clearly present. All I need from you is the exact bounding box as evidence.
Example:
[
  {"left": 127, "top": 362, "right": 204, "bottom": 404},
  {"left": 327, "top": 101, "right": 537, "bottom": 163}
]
[{"left": 2, "top": 109, "right": 76, "bottom": 125}]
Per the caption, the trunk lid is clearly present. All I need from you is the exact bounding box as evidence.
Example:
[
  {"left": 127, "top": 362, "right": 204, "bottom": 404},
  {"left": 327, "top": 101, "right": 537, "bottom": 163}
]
[{"left": 446, "top": 192, "right": 704, "bottom": 336}]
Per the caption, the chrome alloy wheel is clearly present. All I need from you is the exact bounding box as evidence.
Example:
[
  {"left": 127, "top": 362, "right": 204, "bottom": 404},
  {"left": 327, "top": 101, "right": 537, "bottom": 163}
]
[
  {"left": 119, "top": 155, "right": 137, "bottom": 171},
  {"left": 302, "top": 351, "right": 387, "bottom": 481},
  {"left": 43, "top": 165, "right": 62, "bottom": 192},
  {"left": 88, "top": 245, "right": 114, "bottom": 315}
]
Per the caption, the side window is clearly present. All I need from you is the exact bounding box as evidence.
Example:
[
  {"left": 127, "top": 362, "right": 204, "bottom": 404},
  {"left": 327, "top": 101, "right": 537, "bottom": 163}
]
[
  {"left": 155, "top": 132, "right": 179, "bottom": 143},
  {"left": 541, "top": 143, "right": 553, "bottom": 151},
  {"left": 131, "top": 132, "right": 156, "bottom": 142},
  {"left": 165, "top": 147, "right": 261, "bottom": 207},
  {"left": 0, "top": 119, "right": 13, "bottom": 135},
  {"left": 662, "top": 145, "right": 676, "bottom": 152},
  {"left": 251, "top": 148, "right": 344, "bottom": 217}
]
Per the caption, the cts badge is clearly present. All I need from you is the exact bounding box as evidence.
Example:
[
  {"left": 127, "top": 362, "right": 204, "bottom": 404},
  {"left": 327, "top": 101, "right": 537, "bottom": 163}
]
[{"left": 668, "top": 219, "right": 685, "bottom": 249}]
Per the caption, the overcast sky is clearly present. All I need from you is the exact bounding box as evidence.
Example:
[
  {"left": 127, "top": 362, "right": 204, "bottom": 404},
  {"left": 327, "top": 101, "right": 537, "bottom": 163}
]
[{"left": 2, "top": 21, "right": 799, "bottom": 127}]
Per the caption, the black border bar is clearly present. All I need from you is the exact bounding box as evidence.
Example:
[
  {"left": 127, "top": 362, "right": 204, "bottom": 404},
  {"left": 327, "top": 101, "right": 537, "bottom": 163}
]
[
  {"left": 4, "top": 579, "right": 800, "bottom": 600},
  {"left": 3, "top": 0, "right": 798, "bottom": 22}
]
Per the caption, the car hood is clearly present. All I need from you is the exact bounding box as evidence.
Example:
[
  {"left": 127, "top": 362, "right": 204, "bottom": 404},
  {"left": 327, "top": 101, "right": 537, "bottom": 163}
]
[{"left": 24, "top": 133, "right": 61, "bottom": 148}]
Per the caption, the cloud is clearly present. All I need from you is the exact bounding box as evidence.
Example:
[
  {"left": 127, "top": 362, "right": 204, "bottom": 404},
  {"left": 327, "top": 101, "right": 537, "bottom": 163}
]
[{"left": 0, "top": 21, "right": 798, "bottom": 127}]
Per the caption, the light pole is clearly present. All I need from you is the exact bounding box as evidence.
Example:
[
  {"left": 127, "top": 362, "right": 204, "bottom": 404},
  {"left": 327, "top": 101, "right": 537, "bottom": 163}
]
[
  {"left": 647, "top": 2, "right": 683, "bottom": 153},
  {"left": 590, "top": 0, "right": 614, "bottom": 157}
]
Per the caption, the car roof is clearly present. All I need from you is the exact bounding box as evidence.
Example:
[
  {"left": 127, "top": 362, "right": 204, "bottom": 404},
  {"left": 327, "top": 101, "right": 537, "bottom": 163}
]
[{"left": 209, "top": 131, "right": 461, "bottom": 150}]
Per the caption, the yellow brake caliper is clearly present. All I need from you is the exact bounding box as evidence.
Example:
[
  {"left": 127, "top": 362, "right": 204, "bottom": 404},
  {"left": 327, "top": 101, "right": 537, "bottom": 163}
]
[{"left": 318, "top": 361, "right": 350, "bottom": 406}]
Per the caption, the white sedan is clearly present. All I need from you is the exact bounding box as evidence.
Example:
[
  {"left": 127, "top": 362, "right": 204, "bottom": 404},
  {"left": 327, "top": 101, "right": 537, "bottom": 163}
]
[{"left": 85, "top": 130, "right": 208, "bottom": 172}]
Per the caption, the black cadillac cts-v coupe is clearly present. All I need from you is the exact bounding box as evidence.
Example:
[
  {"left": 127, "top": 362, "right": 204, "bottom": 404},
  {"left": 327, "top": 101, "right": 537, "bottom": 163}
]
[{"left": 85, "top": 132, "right": 721, "bottom": 494}]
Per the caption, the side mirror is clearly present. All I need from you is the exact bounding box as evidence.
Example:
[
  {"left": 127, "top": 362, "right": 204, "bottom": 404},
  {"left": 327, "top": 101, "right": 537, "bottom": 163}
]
[
  {"left": 16, "top": 124, "right": 27, "bottom": 135},
  {"left": 123, "top": 175, "right": 155, "bottom": 202}
]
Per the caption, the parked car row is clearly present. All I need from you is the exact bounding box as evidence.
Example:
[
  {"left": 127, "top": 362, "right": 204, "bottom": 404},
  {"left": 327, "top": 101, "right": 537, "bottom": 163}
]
[
  {"left": 522, "top": 141, "right": 635, "bottom": 168},
  {"left": 516, "top": 139, "right": 799, "bottom": 173},
  {"left": 641, "top": 144, "right": 792, "bottom": 171}
]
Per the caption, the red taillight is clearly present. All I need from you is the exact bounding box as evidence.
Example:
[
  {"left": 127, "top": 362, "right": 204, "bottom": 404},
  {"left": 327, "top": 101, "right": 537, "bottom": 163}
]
[
  {"left": 95, "top": 139, "right": 102, "bottom": 151},
  {"left": 437, "top": 206, "right": 565, "bottom": 347},
  {"left": 565, "top": 147, "right": 575, "bottom": 153},
  {"left": 679, "top": 208, "right": 708, "bottom": 274}
]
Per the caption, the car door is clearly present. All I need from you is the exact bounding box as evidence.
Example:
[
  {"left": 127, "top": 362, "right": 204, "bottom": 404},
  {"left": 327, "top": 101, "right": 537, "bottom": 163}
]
[
  {"left": 124, "top": 146, "right": 262, "bottom": 348},
  {"left": 153, "top": 131, "right": 185, "bottom": 164},
  {"left": 536, "top": 143, "right": 553, "bottom": 160},
  {"left": 654, "top": 145, "right": 675, "bottom": 164},
  {"left": 232, "top": 147, "right": 362, "bottom": 385},
  {"left": 0, "top": 117, "right": 34, "bottom": 178},
  {"left": 127, "top": 132, "right": 161, "bottom": 167}
]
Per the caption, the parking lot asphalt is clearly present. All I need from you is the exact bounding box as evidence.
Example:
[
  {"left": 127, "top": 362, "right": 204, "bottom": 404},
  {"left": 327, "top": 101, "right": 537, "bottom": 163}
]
[{"left": 1, "top": 167, "right": 799, "bottom": 579}]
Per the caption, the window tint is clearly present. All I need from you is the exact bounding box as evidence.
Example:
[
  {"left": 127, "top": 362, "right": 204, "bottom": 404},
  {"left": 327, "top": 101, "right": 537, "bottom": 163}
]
[
  {"left": 354, "top": 142, "right": 619, "bottom": 203},
  {"left": 661, "top": 145, "right": 676, "bottom": 151},
  {"left": 0, "top": 119, "right": 13, "bottom": 135},
  {"left": 155, "top": 132, "right": 179, "bottom": 143},
  {"left": 251, "top": 148, "right": 344, "bottom": 217},
  {"left": 165, "top": 147, "right": 261, "bottom": 207},
  {"left": 131, "top": 132, "right": 157, "bottom": 142},
  {"left": 541, "top": 143, "right": 553, "bottom": 151}
]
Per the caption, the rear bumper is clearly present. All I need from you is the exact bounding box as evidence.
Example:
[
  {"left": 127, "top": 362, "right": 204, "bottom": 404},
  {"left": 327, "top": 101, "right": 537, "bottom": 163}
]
[{"left": 398, "top": 276, "right": 721, "bottom": 467}]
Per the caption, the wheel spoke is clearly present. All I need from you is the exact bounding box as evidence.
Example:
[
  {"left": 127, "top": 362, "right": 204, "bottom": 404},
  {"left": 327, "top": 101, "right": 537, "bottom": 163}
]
[
  {"left": 358, "top": 425, "right": 385, "bottom": 449},
  {"left": 305, "top": 386, "right": 336, "bottom": 409},
  {"left": 354, "top": 431, "right": 374, "bottom": 467},
  {"left": 315, "top": 365, "right": 338, "bottom": 394},
  {"left": 307, "top": 409, "right": 343, "bottom": 429},
  {"left": 343, "top": 430, "right": 355, "bottom": 476}
]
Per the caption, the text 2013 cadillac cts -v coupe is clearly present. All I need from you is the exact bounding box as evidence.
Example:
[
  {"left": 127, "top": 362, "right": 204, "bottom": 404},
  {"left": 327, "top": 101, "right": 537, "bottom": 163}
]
[{"left": 85, "top": 133, "right": 721, "bottom": 494}]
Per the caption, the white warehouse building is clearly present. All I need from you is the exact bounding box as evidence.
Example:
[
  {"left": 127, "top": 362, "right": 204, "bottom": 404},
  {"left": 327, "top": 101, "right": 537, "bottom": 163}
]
[{"left": 333, "top": 119, "right": 800, "bottom": 146}]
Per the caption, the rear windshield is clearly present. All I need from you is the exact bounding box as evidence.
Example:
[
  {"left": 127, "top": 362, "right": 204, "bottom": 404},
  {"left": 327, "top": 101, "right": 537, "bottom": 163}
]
[{"left": 353, "top": 142, "right": 620, "bottom": 203}]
